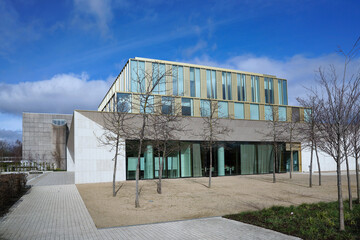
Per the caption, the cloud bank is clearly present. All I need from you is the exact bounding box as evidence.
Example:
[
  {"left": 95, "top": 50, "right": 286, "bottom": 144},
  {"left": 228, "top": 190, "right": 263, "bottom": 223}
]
[{"left": 0, "top": 73, "right": 112, "bottom": 116}]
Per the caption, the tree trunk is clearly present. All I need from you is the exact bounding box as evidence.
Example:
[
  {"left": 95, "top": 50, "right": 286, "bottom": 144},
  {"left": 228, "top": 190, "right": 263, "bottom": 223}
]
[
  {"left": 309, "top": 141, "right": 313, "bottom": 188},
  {"left": 337, "top": 157, "right": 345, "bottom": 231},
  {"left": 135, "top": 138, "right": 143, "bottom": 208},
  {"left": 209, "top": 144, "right": 212, "bottom": 188},
  {"left": 157, "top": 144, "right": 166, "bottom": 194},
  {"left": 290, "top": 149, "right": 293, "bottom": 179},
  {"left": 113, "top": 138, "right": 119, "bottom": 197},
  {"left": 345, "top": 152, "right": 353, "bottom": 210},
  {"left": 157, "top": 151, "right": 161, "bottom": 194},
  {"left": 356, "top": 152, "right": 359, "bottom": 204},
  {"left": 273, "top": 144, "right": 276, "bottom": 183},
  {"left": 314, "top": 142, "right": 321, "bottom": 186}
]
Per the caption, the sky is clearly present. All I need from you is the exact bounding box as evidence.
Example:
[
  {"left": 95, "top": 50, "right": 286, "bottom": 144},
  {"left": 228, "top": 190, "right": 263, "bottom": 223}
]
[{"left": 0, "top": 0, "right": 359, "bottom": 142}]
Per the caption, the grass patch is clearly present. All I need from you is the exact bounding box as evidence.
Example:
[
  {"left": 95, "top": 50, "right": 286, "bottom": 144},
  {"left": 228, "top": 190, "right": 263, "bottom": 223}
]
[{"left": 224, "top": 201, "right": 360, "bottom": 240}]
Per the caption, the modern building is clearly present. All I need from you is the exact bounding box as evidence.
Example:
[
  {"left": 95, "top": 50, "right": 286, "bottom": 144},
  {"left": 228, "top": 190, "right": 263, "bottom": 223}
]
[{"left": 23, "top": 57, "right": 355, "bottom": 184}]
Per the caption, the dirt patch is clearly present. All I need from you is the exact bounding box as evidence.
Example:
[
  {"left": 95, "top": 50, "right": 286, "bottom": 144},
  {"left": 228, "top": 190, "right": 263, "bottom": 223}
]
[{"left": 76, "top": 173, "right": 357, "bottom": 228}]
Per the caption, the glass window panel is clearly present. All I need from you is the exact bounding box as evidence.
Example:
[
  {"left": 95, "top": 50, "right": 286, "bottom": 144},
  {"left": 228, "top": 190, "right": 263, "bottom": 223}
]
[
  {"left": 162, "top": 96, "right": 174, "bottom": 115},
  {"left": 222, "top": 72, "right": 226, "bottom": 100},
  {"left": 144, "top": 145, "right": 154, "bottom": 179},
  {"left": 138, "top": 61, "right": 145, "bottom": 93},
  {"left": 117, "top": 93, "right": 131, "bottom": 113},
  {"left": 153, "top": 63, "right": 166, "bottom": 95},
  {"left": 304, "top": 108, "right": 312, "bottom": 122},
  {"left": 182, "top": 98, "right": 193, "bottom": 116},
  {"left": 227, "top": 72, "right": 232, "bottom": 100},
  {"left": 206, "top": 70, "right": 211, "bottom": 98},
  {"left": 131, "top": 60, "right": 138, "bottom": 93},
  {"left": 234, "top": 103, "right": 244, "bottom": 119},
  {"left": 264, "top": 78, "right": 268, "bottom": 103},
  {"left": 242, "top": 75, "right": 246, "bottom": 101},
  {"left": 269, "top": 78, "right": 274, "bottom": 104},
  {"left": 258, "top": 144, "right": 273, "bottom": 174},
  {"left": 292, "top": 107, "right": 300, "bottom": 122},
  {"left": 250, "top": 104, "right": 260, "bottom": 120},
  {"left": 251, "top": 76, "right": 260, "bottom": 103},
  {"left": 178, "top": 66, "right": 184, "bottom": 96},
  {"left": 192, "top": 143, "right": 202, "bottom": 177},
  {"left": 240, "top": 144, "right": 256, "bottom": 174},
  {"left": 190, "top": 68, "right": 195, "bottom": 97},
  {"left": 278, "top": 80, "right": 283, "bottom": 105},
  {"left": 181, "top": 143, "right": 192, "bottom": 177},
  {"left": 283, "top": 80, "right": 288, "bottom": 105},
  {"left": 195, "top": 68, "right": 201, "bottom": 98},
  {"left": 279, "top": 106, "right": 287, "bottom": 121},
  {"left": 265, "top": 105, "right": 273, "bottom": 121},
  {"left": 201, "top": 100, "right": 211, "bottom": 117},
  {"left": 168, "top": 152, "right": 180, "bottom": 178},
  {"left": 140, "top": 95, "right": 154, "bottom": 113},
  {"left": 218, "top": 101, "right": 228, "bottom": 118},
  {"left": 173, "top": 65, "right": 178, "bottom": 95},
  {"left": 211, "top": 70, "right": 217, "bottom": 99}
]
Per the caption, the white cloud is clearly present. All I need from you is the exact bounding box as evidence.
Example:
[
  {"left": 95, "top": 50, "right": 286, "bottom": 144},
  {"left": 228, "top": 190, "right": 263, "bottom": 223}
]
[
  {"left": 0, "top": 73, "right": 112, "bottom": 116},
  {"left": 190, "top": 54, "right": 360, "bottom": 106},
  {"left": 72, "top": 0, "right": 113, "bottom": 37}
]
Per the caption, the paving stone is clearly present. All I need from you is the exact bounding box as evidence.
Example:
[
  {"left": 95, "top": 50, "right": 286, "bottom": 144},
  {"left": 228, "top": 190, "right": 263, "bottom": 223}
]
[{"left": 0, "top": 172, "right": 300, "bottom": 240}]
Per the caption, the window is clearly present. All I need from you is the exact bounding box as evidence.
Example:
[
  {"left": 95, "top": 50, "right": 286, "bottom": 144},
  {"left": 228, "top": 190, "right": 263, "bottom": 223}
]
[
  {"left": 173, "top": 65, "right": 184, "bottom": 96},
  {"left": 278, "top": 79, "right": 288, "bottom": 105},
  {"left": 140, "top": 95, "right": 154, "bottom": 114},
  {"left": 218, "top": 101, "right": 228, "bottom": 118},
  {"left": 251, "top": 76, "right": 260, "bottom": 103},
  {"left": 162, "top": 96, "right": 174, "bottom": 115},
  {"left": 190, "top": 68, "right": 201, "bottom": 98},
  {"left": 250, "top": 104, "right": 259, "bottom": 120},
  {"left": 278, "top": 106, "right": 287, "bottom": 121},
  {"left": 130, "top": 60, "right": 145, "bottom": 93},
  {"left": 182, "top": 98, "right": 193, "bottom": 116},
  {"left": 292, "top": 107, "right": 300, "bottom": 122},
  {"left": 222, "top": 72, "right": 232, "bottom": 100},
  {"left": 265, "top": 105, "right": 273, "bottom": 121},
  {"left": 264, "top": 77, "right": 274, "bottom": 104},
  {"left": 234, "top": 103, "right": 244, "bottom": 119},
  {"left": 200, "top": 100, "right": 211, "bottom": 117},
  {"left": 206, "top": 70, "right": 217, "bottom": 99},
  {"left": 304, "top": 108, "right": 312, "bottom": 122},
  {"left": 117, "top": 93, "right": 131, "bottom": 113},
  {"left": 52, "top": 119, "right": 66, "bottom": 126},
  {"left": 237, "top": 74, "right": 246, "bottom": 101},
  {"left": 153, "top": 63, "right": 166, "bottom": 95}
]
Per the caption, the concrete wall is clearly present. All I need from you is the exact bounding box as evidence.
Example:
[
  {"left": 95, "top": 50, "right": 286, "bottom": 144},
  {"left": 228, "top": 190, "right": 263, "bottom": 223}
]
[
  {"left": 71, "top": 111, "right": 126, "bottom": 184},
  {"left": 22, "top": 113, "right": 73, "bottom": 169},
  {"left": 301, "top": 146, "right": 356, "bottom": 173}
]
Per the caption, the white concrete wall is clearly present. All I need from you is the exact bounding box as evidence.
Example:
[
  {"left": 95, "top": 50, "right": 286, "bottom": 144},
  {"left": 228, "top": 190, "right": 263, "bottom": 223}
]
[
  {"left": 301, "top": 145, "right": 356, "bottom": 172},
  {"left": 73, "top": 111, "right": 126, "bottom": 184},
  {"left": 66, "top": 148, "right": 75, "bottom": 171}
]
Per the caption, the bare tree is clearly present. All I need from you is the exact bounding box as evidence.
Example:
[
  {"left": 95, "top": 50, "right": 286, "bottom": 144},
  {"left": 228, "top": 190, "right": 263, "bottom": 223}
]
[
  {"left": 200, "top": 100, "right": 231, "bottom": 188},
  {"left": 149, "top": 102, "right": 185, "bottom": 194},
  {"left": 297, "top": 96, "right": 322, "bottom": 187},
  {"left": 351, "top": 110, "right": 360, "bottom": 203},
  {"left": 313, "top": 38, "right": 360, "bottom": 230},
  {"left": 96, "top": 100, "right": 132, "bottom": 197}
]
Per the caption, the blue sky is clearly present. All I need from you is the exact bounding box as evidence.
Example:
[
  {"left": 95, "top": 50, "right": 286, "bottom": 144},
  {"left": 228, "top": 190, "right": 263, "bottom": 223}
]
[{"left": 0, "top": 0, "right": 359, "bottom": 142}]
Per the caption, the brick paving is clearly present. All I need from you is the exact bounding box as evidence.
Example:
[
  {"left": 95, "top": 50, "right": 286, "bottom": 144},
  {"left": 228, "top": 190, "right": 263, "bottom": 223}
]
[{"left": 0, "top": 173, "right": 299, "bottom": 240}]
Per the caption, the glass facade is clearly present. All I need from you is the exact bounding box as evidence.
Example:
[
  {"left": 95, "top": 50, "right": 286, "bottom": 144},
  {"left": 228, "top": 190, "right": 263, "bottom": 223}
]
[
  {"left": 140, "top": 95, "right": 154, "bottom": 114},
  {"left": 250, "top": 104, "right": 260, "bottom": 120},
  {"left": 162, "top": 96, "right": 174, "bottom": 115},
  {"left": 126, "top": 140, "right": 289, "bottom": 180},
  {"left": 218, "top": 101, "right": 229, "bottom": 118},
  {"left": 222, "top": 72, "right": 232, "bottom": 100},
  {"left": 292, "top": 107, "right": 300, "bottom": 122},
  {"left": 153, "top": 63, "right": 166, "bottom": 95},
  {"left": 251, "top": 76, "right": 260, "bottom": 103},
  {"left": 264, "top": 77, "right": 274, "bottom": 104},
  {"left": 278, "top": 79, "right": 288, "bottom": 105},
  {"left": 278, "top": 106, "right": 287, "bottom": 121},
  {"left": 172, "top": 65, "right": 184, "bottom": 96},
  {"left": 304, "top": 109, "right": 312, "bottom": 122},
  {"left": 131, "top": 60, "right": 145, "bottom": 93},
  {"left": 200, "top": 100, "right": 211, "bottom": 117},
  {"left": 265, "top": 105, "right": 273, "bottom": 121},
  {"left": 206, "top": 70, "right": 217, "bottom": 99},
  {"left": 182, "top": 98, "right": 193, "bottom": 116},
  {"left": 234, "top": 103, "right": 244, "bottom": 119},
  {"left": 237, "top": 74, "right": 246, "bottom": 101},
  {"left": 116, "top": 93, "right": 131, "bottom": 113},
  {"left": 190, "top": 67, "right": 201, "bottom": 98}
]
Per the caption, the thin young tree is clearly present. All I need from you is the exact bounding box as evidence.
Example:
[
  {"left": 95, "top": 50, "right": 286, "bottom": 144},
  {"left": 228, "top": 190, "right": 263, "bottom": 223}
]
[
  {"left": 96, "top": 100, "right": 132, "bottom": 197},
  {"left": 200, "top": 100, "right": 231, "bottom": 188},
  {"left": 297, "top": 96, "right": 322, "bottom": 187},
  {"left": 130, "top": 62, "right": 173, "bottom": 208},
  {"left": 351, "top": 109, "right": 360, "bottom": 203},
  {"left": 314, "top": 39, "right": 360, "bottom": 230},
  {"left": 285, "top": 118, "right": 300, "bottom": 179},
  {"left": 149, "top": 102, "right": 185, "bottom": 194}
]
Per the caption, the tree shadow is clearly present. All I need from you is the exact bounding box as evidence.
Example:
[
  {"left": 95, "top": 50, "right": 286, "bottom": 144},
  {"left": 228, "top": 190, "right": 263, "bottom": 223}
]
[{"left": 115, "top": 183, "right": 124, "bottom": 196}]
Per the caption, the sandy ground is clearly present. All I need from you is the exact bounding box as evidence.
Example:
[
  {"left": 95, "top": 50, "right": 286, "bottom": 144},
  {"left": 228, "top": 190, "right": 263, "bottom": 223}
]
[{"left": 76, "top": 172, "right": 358, "bottom": 228}]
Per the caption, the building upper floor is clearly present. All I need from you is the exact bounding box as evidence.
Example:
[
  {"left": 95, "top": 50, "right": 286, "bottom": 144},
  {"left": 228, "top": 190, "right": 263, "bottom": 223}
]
[{"left": 98, "top": 57, "right": 309, "bottom": 122}]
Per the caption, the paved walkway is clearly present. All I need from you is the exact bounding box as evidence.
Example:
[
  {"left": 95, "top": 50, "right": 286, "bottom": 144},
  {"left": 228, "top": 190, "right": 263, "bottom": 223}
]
[{"left": 0, "top": 173, "right": 299, "bottom": 240}]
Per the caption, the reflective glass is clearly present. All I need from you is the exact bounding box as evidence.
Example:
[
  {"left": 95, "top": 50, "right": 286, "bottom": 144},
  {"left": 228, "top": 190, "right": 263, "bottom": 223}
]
[
  {"left": 131, "top": 60, "right": 138, "bottom": 93},
  {"left": 182, "top": 98, "right": 193, "bottom": 116},
  {"left": 206, "top": 70, "right": 211, "bottom": 98},
  {"left": 162, "top": 96, "right": 174, "bottom": 115},
  {"left": 201, "top": 100, "right": 211, "bottom": 117},
  {"left": 250, "top": 104, "right": 259, "bottom": 120},
  {"left": 190, "top": 68, "right": 195, "bottom": 97},
  {"left": 265, "top": 105, "right": 273, "bottom": 121},
  {"left": 234, "top": 103, "right": 244, "bottom": 119},
  {"left": 278, "top": 106, "right": 287, "bottom": 121},
  {"left": 195, "top": 68, "right": 201, "bottom": 98},
  {"left": 218, "top": 101, "right": 228, "bottom": 118},
  {"left": 117, "top": 93, "right": 131, "bottom": 113},
  {"left": 304, "top": 108, "right": 312, "bottom": 122}
]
